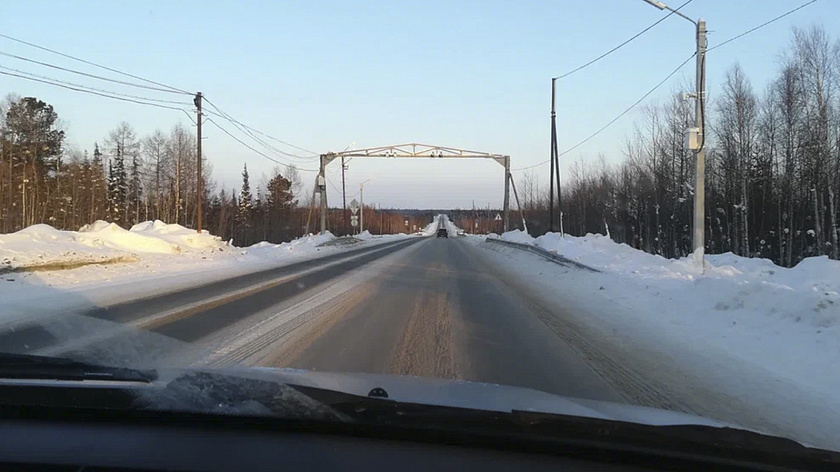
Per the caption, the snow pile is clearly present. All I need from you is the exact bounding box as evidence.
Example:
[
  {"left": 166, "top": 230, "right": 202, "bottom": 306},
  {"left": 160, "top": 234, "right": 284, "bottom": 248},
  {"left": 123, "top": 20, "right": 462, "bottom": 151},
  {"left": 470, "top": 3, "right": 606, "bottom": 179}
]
[
  {"left": 0, "top": 220, "right": 230, "bottom": 270},
  {"left": 69, "top": 221, "right": 193, "bottom": 255},
  {"left": 491, "top": 230, "right": 840, "bottom": 447},
  {"left": 501, "top": 230, "right": 840, "bottom": 331},
  {"left": 0, "top": 224, "right": 132, "bottom": 271},
  {"left": 357, "top": 230, "right": 374, "bottom": 241},
  {"left": 128, "top": 220, "right": 228, "bottom": 252},
  {"left": 75, "top": 220, "right": 228, "bottom": 255},
  {"left": 498, "top": 229, "right": 534, "bottom": 244},
  {"left": 1, "top": 220, "right": 323, "bottom": 272},
  {"left": 243, "top": 231, "right": 335, "bottom": 258}
]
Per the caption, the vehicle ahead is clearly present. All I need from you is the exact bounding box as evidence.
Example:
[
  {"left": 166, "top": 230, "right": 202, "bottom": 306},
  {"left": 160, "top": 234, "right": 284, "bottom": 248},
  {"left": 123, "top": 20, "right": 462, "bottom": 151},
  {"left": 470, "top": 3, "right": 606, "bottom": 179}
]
[
  {"left": 437, "top": 228, "right": 448, "bottom": 238},
  {"left": 0, "top": 353, "right": 837, "bottom": 471}
]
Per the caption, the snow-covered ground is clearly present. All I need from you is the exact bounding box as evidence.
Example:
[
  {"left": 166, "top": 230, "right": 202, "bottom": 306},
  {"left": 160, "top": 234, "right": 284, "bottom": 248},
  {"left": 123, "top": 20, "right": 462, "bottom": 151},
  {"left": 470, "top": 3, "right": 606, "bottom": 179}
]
[
  {"left": 0, "top": 221, "right": 411, "bottom": 319},
  {"left": 471, "top": 230, "right": 840, "bottom": 450}
]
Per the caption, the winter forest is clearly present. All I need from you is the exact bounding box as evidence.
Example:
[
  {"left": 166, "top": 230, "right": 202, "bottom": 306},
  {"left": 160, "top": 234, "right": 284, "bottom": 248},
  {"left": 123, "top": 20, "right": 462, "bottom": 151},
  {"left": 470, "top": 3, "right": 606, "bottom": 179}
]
[
  {"left": 515, "top": 26, "right": 840, "bottom": 267},
  {"left": 2, "top": 26, "right": 839, "bottom": 267}
]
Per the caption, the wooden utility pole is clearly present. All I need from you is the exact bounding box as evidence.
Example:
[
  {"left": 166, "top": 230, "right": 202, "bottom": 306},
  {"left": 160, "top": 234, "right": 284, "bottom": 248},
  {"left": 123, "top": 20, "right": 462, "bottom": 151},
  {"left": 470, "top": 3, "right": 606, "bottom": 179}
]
[{"left": 194, "top": 92, "right": 203, "bottom": 233}]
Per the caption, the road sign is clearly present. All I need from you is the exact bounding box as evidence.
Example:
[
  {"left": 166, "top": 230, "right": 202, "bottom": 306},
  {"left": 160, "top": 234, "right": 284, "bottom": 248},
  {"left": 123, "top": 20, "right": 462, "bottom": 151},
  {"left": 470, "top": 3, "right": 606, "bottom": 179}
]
[
  {"left": 350, "top": 215, "right": 358, "bottom": 227},
  {"left": 350, "top": 199, "right": 360, "bottom": 215},
  {"left": 494, "top": 213, "right": 502, "bottom": 221}
]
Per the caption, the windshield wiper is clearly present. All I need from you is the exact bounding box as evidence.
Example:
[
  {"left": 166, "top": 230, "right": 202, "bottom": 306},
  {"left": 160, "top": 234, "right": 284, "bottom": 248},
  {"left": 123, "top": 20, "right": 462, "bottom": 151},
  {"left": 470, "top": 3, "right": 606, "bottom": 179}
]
[
  {"left": 289, "top": 384, "right": 840, "bottom": 470},
  {"left": 0, "top": 353, "right": 156, "bottom": 383}
]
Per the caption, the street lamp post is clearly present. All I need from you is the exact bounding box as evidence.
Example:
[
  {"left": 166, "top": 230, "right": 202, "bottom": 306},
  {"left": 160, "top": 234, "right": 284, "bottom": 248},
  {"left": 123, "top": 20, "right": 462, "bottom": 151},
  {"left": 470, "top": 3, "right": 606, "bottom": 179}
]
[
  {"left": 360, "top": 179, "right": 371, "bottom": 233},
  {"left": 642, "top": 0, "right": 706, "bottom": 270}
]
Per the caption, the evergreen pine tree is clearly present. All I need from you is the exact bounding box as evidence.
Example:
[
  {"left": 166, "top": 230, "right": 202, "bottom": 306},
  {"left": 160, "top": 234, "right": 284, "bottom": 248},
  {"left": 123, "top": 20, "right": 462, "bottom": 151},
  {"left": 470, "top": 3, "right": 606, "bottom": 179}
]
[
  {"left": 108, "top": 143, "right": 127, "bottom": 225},
  {"left": 128, "top": 153, "right": 142, "bottom": 225},
  {"left": 90, "top": 143, "right": 105, "bottom": 223},
  {"left": 236, "top": 164, "right": 253, "bottom": 243}
]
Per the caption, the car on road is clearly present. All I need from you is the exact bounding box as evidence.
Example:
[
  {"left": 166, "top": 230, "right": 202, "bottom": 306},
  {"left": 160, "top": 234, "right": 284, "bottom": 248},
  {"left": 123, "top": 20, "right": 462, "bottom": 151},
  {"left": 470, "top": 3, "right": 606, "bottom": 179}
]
[{"left": 437, "top": 228, "right": 448, "bottom": 238}]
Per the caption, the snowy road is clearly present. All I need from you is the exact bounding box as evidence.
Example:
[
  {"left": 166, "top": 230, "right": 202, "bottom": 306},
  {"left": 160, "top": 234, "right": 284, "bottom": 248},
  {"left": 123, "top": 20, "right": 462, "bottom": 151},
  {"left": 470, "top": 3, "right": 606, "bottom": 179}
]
[
  {"left": 269, "top": 236, "right": 623, "bottom": 403},
  {"left": 2, "top": 234, "right": 621, "bottom": 403},
  {"left": 4, "top": 229, "right": 836, "bottom": 451}
]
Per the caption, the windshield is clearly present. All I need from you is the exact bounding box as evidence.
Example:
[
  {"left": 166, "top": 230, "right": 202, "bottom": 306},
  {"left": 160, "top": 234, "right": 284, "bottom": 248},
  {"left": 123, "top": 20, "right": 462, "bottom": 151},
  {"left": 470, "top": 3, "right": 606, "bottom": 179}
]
[{"left": 1, "top": 0, "right": 838, "bottom": 456}]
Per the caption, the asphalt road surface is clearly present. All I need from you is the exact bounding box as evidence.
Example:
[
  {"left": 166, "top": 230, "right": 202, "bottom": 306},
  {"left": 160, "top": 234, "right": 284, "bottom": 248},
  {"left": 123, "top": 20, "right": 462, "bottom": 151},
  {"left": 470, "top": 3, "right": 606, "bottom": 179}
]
[
  {"left": 6, "top": 235, "right": 622, "bottom": 403},
  {"left": 273, "top": 237, "right": 622, "bottom": 402}
]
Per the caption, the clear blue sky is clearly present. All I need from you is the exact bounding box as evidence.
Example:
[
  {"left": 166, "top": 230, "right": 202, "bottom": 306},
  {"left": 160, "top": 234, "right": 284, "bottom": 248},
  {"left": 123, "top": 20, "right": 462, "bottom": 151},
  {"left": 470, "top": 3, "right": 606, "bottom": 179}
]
[{"left": 1, "top": 0, "right": 833, "bottom": 209}]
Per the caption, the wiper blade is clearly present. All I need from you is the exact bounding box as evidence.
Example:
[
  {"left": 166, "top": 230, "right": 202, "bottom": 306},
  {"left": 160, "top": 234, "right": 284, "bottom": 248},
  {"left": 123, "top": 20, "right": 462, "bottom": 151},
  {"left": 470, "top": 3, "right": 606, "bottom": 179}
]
[
  {"left": 0, "top": 353, "right": 156, "bottom": 383},
  {"left": 289, "top": 384, "right": 840, "bottom": 469}
]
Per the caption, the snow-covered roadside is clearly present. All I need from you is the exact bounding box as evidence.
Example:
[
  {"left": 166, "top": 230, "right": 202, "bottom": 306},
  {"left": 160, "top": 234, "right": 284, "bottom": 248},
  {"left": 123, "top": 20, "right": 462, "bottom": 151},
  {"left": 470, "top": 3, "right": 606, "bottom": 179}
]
[
  {"left": 470, "top": 231, "right": 840, "bottom": 450},
  {"left": 0, "top": 221, "right": 411, "bottom": 321}
]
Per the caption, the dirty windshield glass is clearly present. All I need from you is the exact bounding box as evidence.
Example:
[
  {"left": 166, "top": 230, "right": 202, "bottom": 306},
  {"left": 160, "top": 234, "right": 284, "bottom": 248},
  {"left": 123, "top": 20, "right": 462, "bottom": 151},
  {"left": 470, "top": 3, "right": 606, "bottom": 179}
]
[{"left": 0, "top": 0, "right": 838, "bottom": 454}]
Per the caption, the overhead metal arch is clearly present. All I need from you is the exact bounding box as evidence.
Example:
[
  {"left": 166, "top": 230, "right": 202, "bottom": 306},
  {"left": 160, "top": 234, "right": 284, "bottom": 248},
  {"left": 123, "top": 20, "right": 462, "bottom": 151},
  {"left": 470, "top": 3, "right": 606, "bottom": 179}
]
[{"left": 316, "top": 143, "right": 512, "bottom": 235}]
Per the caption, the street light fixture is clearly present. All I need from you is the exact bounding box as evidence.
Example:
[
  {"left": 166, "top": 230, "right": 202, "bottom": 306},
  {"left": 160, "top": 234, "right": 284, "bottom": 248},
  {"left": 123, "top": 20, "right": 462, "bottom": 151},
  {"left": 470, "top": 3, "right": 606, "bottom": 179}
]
[
  {"left": 360, "top": 179, "right": 371, "bottom": 233},
  {"left": 642, "top": 0, "right": 706, "bottom": 271}
]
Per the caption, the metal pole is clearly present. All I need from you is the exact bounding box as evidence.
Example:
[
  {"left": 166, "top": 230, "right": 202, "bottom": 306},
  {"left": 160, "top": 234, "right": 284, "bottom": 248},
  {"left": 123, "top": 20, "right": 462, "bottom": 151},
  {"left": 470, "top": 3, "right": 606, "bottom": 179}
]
[
  {"left": 509, "top": 173, "right": 529, "bottom": 234},
  {"left": 194, "top": 92, "right": 203, "bottom": 233},
  {"left": 552, "top": 91, "right": 562, "bottom": 236},
  {"left": 693, "top": 19, "right": 706, "bottom": 269},
  {"left": 319, "top": 154, "right": 327, "bottom": 234},
  {"left": 341, "top": 156, "right": 347, "bottom": 234},
  {"left": 360, "top": 182, "right": 364, "bottom": 233},
  {"left": 305, "top": 177, "right": 318, "bottom": 235},
  {"left": 549, "top": 78, "right": 556, "bottom": 232},
  {"left": 503, "top": 156, "right": 510, "bottom": 232}
]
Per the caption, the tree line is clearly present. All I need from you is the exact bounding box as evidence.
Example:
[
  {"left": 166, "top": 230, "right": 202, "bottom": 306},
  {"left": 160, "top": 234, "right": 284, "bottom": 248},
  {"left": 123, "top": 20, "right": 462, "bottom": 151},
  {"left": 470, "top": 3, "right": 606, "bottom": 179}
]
[
  {"left": 516, "top": 26, "right": 840, "bottom": 267},
  {"left": 5, "top": 25, "right": 837, "bottom": 264},
  {"left": 0, "top": 97, "right": 438, "bottom": 245},
  {"left": 0, "top": 94, "right": 314, "bottom": 245}
]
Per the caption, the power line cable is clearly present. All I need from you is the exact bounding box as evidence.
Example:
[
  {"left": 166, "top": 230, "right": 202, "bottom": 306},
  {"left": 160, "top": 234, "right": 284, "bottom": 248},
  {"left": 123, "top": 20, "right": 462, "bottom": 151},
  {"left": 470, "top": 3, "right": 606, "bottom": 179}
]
[
  {"left": 326, "top": 175, "right": 343, "bottom": 195},
  {"left": 202, "top": 98, "right": 318, "bottom": 158},
  {"left": 0, "top": 50, "right": 189, "bottom": 95},
  {"left": 205, "top": 117, "right": 318, "bottom": 171},
  {"left": 203, "top": 108, "right": 317, "bottom": 163},
  {"left": 0, "top": 33, "right": 191, "bottom": 94},
  {"left": 0, "top": 69, "right": 192, "bottom": 114},
  {"left": 0, "top": 65, "right": 193, "bottom": 106},
  {"left": 554, "top": 0, "right": 693, "bottom": 80},
  {"left": 521, "top": 0, "right": 818, "bottom": 172},
  {"left": 514, "top": 53, "right": 696, "bottom": 171},
  {"left": 221, "top": 111, "right": 318, "bottom": 155},
  {"left": 707, "top": 0, "right": 819, "bottom": 52}
]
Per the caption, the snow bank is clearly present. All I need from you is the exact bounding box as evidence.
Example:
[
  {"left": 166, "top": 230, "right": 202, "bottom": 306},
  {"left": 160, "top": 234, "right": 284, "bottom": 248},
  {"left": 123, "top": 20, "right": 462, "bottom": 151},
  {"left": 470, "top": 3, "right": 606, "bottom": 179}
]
[
  {"left": 500, "top": 230, "right": 840, "bottom": 331},
  {"left": 420, "top": 219, "right": 439, "bottom": 236},
  {"left": 421, "top": 214, "right": 463, "bottom": 236},
  {"left": 501, "top": 231, "right": 840, "bottom": 327},
  {"left": 0, "top": 222, "right": 337, "bottom": 273},
  {"left": 491, "top": 230, "right": 840, "bottom": 448},
  {"left": 243, "top": 232, "right": 335, "bottom": 258},
  {"left": 498, "top": 229, "right": 533, "bottom": 244},
  {"left": 0, "top": 224, "right": 408, "bottom": 316},
  {"left": 0, "top": 220, "right": 231, "bottom": 272}
]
